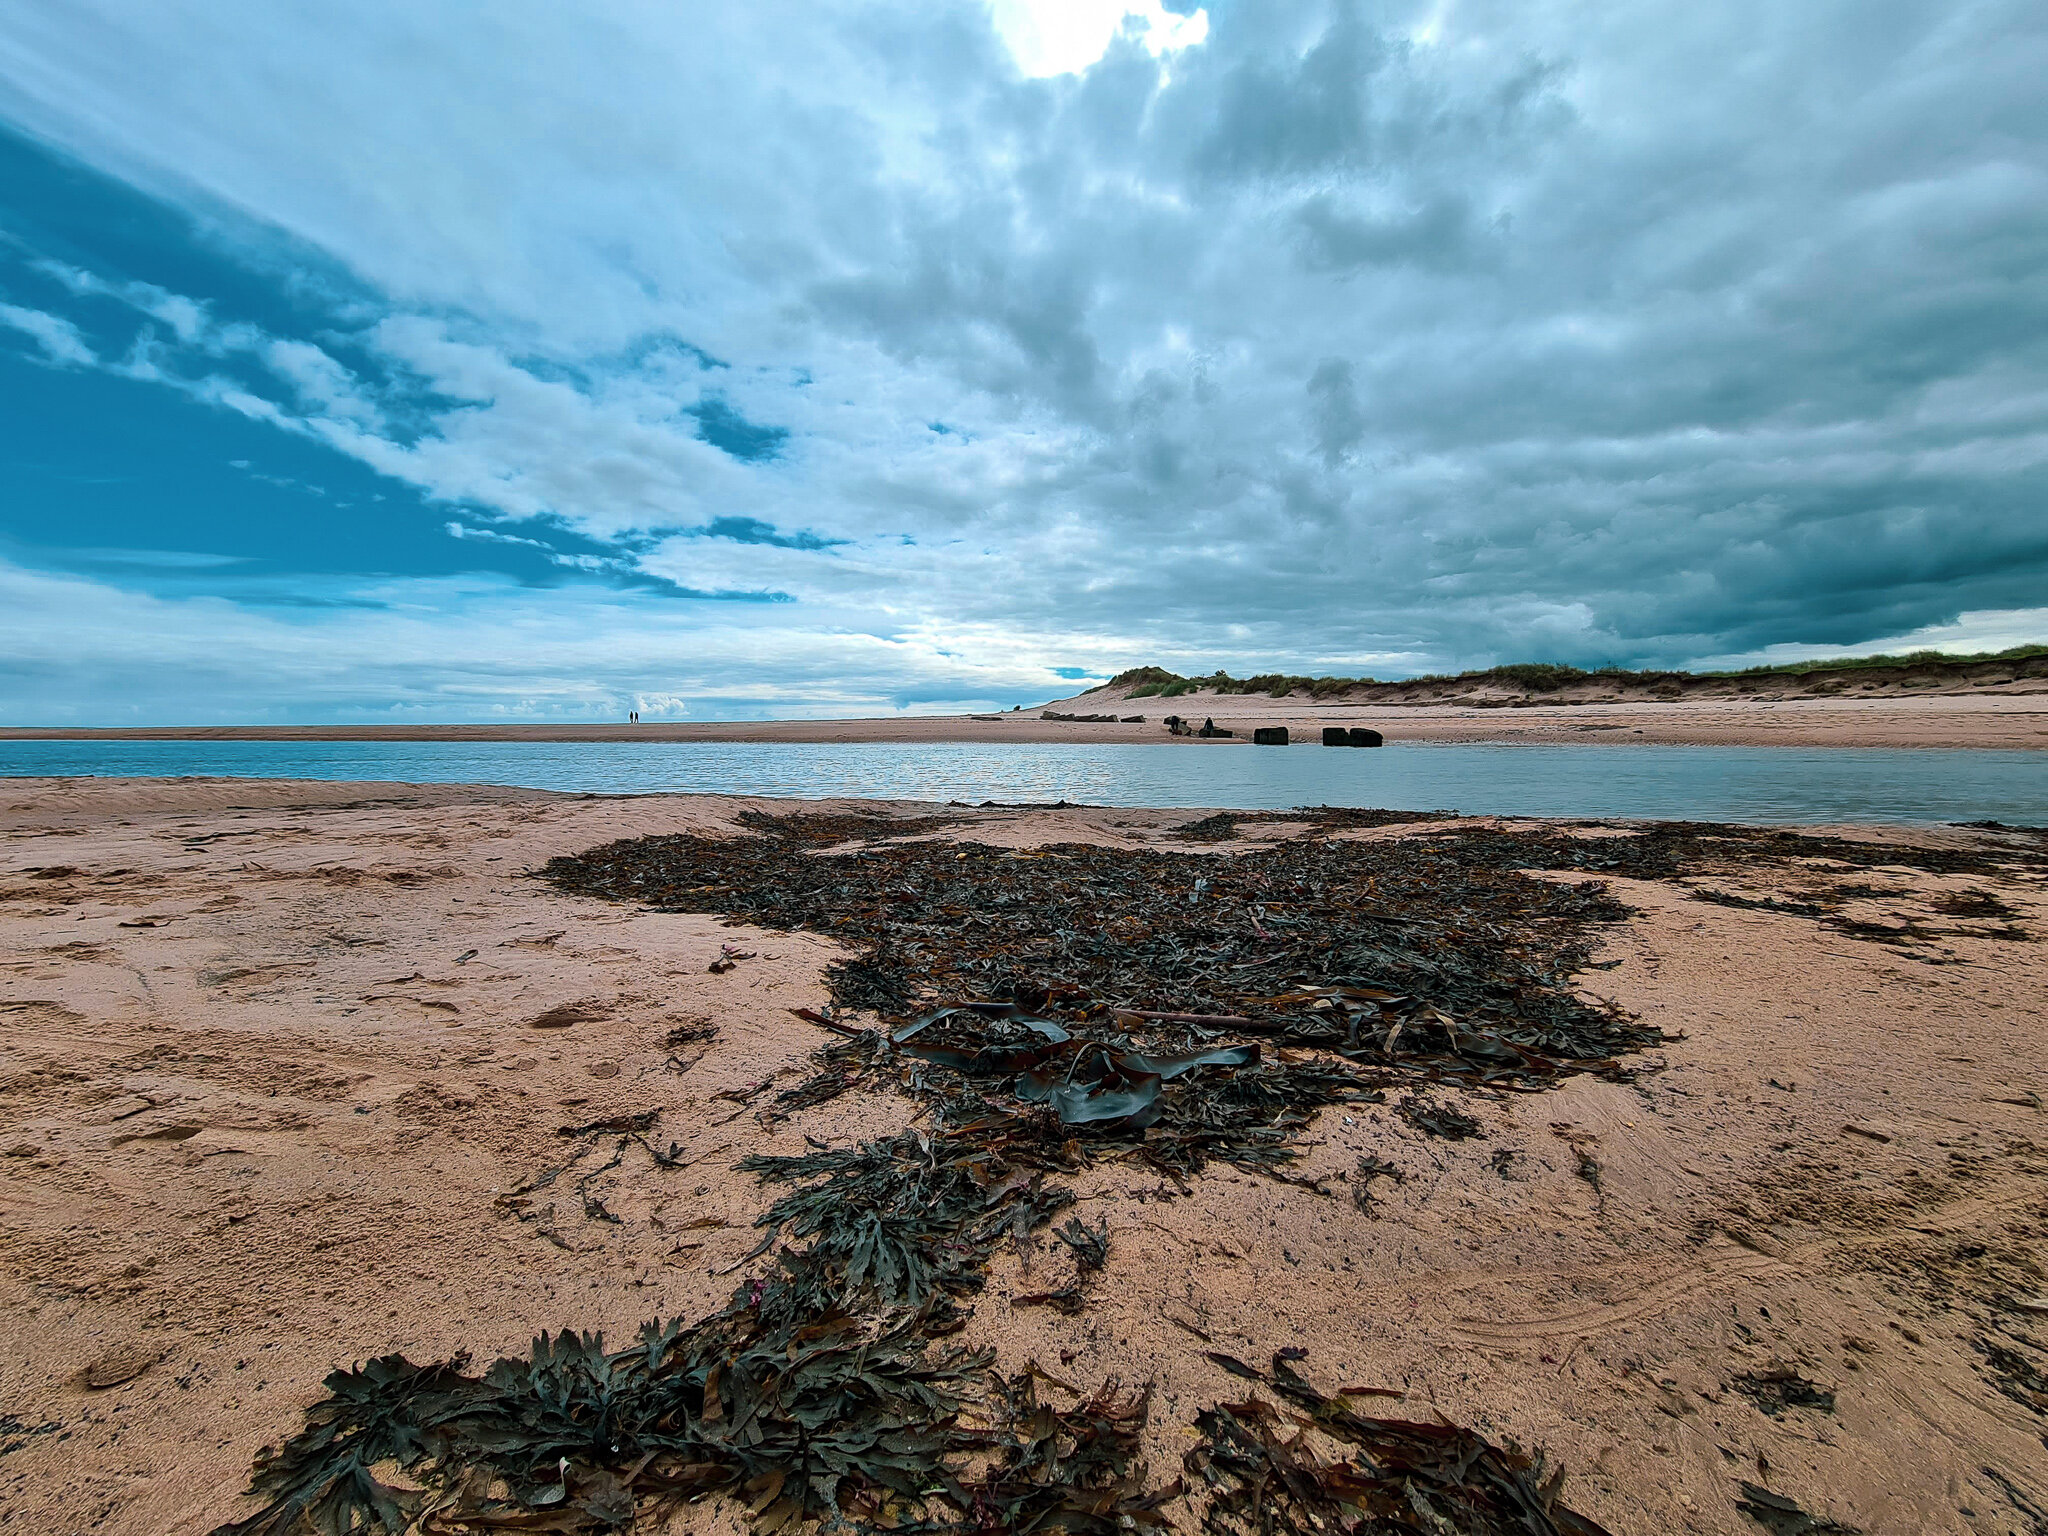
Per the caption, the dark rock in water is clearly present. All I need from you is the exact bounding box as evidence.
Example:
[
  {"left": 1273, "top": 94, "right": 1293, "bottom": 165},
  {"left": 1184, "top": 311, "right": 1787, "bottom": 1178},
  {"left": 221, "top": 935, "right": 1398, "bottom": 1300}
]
[
  {"left": 1252, "top": 727, "right": 1289, "bottom": 746},
  {"left": 1348, "top": 727, "right": 1384, "bottom": 747},
  {"left": 1322, "top": 727, "right": 1350, "bottom": 746}
]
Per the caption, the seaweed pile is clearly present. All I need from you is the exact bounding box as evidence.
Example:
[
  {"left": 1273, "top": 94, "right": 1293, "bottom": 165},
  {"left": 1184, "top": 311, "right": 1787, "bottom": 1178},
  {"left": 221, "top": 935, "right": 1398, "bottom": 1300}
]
[
  {"left": 1170, "top": 807, "right": 1450, "bottom": 843},
  {"left": 544, "top": 808, "right": 1664, "bottom": 1088},
  {"left": 214, "top": 1038, "right": 1397, "bottom": 1535},
  {"left": 1443, "top": 820, "right": 2042, "bottom": 954},
  {"left": 1446, "top": 820, "right": 2047, "bottom": 885},
  {"left": 213, "top": 808, "right": 1678, "bottom": 1536},
  {"left": 215, "top": 1096, "right": 1186, "bottom": 1536}
]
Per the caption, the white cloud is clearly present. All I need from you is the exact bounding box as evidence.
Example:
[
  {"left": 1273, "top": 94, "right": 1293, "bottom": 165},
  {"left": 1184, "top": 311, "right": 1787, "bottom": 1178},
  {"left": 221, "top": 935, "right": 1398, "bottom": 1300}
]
[
  {"left": 0, "top": 301, "right": 94, "bottom": 364},
  {"left": 0, "top": 555, "right": 1098, "bottom": 723},
  {"left": 988, "top": 0, "right": 1208, "bottom": 77}
]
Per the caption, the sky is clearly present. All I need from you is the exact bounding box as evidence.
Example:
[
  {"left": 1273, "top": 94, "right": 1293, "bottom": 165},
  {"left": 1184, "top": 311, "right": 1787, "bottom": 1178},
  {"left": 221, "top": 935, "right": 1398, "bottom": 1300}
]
[{"left": 0, "top": 0, "right": 2044, "bottom": 723}]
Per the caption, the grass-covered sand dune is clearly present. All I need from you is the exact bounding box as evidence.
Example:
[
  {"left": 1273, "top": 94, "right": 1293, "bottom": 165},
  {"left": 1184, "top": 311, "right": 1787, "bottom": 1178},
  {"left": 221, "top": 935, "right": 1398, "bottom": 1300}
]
[{"left": 1095, "top": 645, "right": 2048, "bottom": 708}]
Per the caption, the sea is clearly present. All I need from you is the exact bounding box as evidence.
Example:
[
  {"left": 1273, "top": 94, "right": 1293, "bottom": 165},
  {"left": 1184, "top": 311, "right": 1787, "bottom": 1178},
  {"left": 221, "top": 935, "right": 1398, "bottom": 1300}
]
[{"left": 2, "top": 739, "right": 2044, "bottom": 825}]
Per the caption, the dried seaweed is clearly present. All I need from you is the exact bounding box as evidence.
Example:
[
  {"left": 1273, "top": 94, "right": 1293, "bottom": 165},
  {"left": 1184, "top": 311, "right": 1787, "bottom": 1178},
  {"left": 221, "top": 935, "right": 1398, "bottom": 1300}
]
[
  {"left": 885, "top": 1372, "right": 1176, "bottom": 1536},
  {"left": 1691, "top": 873, "right": 2035, "bottom": 950},
  {"left": 1172, "top": 807, "right": 1454, "bottom": 842},
  {"left": 741, "top": 1125, "right": 1077, "bottom": 1311},
  {"left": 769, "top": 1061, "right": 867, "bottom": 1117},
  {"left": 1692, "top": 889, "right": 1831, "bottom": 919},
  {"left": 733, "top": 808, "right": 972, "bottom": 845},
  {"left": 1974, "top": 1335, "right": 2048, "bottom": 1416},
  {"left": 223, "top": 1021, "right": 1399, "bottom": 1531},
  {"left": 1932, "top": 888, "right": 2018, "bottom": 918},
  {"left": 213, "top": 1354, "right": 478, "bottom": 1536},
  {"left": 1734, "top": 1481, "right": 1861, "bottom": 1534},
  {"left": 1572, "top": 1145, "right": 1603, "bottom": 1193},
  {"left": 1397, "top": 1093, "right": 1483, "bottom": 1140},
  {"left": 1733, "top": 1366, "right": 1836, "bottom": 1417},
  {"left": 1468, "top": 820, "right": 2045, "bottom": 883},
  {"left": 1981, "top": 1466, "right": 2048, "bottom": 1536},
  {"left": 1349, "top": 1155, "right": 1404, "bottom": 1215},
  {"left": 0, "top": 1411, "right": 60, "bottom": 1458},
  {"left": 215, "top": 1302, "right": 998, "bottom": 1536},
  {"left": 216, "top": 1266, "right": 1175, "bottom": 1536},
  {"left": 1054, "top": 1215, "right": 1109, "bottom": 1272},
  {"left": 544, "top": 813, "right": 1669, "bottom": 1092},
  {"left": 663, "top": 1019, "right": 719, "bottom": 1073},
  {"left": 893, "top": 1002, "right": 1280, "bottom": 1133},
  {"left": 1182, "top": 1352, "right": 1612, "bottom": 1536}
]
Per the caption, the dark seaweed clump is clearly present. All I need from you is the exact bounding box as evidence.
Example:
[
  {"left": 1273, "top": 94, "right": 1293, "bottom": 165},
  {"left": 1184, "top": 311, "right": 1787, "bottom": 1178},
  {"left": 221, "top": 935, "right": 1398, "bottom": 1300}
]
[
  {"left": 1460, "top": 820, "right": 2046, "bottom": 884},
  {"left": 1185, "top": 1350, "right": 1613, "bottom": 1536},
  {"left": 214, "top": 1101, "right": 1181, "bottom": 1536},
  {"left": 544, "top": 808, "right": 1666, "bottom": 1087}
]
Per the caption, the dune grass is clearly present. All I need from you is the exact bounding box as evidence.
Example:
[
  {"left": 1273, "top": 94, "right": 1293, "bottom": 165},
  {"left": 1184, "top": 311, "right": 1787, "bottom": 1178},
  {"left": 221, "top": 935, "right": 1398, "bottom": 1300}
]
[{"left": 1103, "top": 644, "right": 2046, "bottom": 699}]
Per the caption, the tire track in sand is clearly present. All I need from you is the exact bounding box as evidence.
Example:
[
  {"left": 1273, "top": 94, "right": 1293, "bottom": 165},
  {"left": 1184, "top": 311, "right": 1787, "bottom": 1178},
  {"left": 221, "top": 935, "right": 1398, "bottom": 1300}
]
[{"left": 1449, "top": 1245, "right": 1793, "bottom": 1346}]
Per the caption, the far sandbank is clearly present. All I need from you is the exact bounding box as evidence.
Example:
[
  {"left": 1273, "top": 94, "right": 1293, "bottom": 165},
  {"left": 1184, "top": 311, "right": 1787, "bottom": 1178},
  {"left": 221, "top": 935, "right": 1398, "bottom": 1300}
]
[{"left": 3, "top": 688, "right": 2046, "bottom": 749}]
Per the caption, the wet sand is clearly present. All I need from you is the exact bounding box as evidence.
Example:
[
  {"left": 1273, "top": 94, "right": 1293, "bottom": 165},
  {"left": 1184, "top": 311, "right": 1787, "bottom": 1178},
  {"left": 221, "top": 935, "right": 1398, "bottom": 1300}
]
[{"left": 1, "top": 777, "right": 2045, "bottom": 1534}]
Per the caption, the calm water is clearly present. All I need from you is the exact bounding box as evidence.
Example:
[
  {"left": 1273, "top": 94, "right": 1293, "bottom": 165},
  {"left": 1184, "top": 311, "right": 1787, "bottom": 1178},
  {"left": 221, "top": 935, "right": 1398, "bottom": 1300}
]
[{"left": 2, "top": 738, "right": 2043, "bottom": 824}]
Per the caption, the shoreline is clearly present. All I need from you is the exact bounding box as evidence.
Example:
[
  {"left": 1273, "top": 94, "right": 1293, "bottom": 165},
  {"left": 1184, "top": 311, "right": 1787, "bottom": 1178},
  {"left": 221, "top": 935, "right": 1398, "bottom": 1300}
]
[
  {"left": 3, "top": 688, "right": 2047, "bottom": 749},
  {"left": 1, "top": 779, "right": 2045, "bottom": 1533}
]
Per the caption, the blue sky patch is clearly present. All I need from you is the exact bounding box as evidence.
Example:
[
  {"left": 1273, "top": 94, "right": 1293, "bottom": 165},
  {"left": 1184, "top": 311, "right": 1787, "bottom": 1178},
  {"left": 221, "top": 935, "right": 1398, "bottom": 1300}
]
[{"left": 688, "top": 394, "right": 789, "bottom": 462}]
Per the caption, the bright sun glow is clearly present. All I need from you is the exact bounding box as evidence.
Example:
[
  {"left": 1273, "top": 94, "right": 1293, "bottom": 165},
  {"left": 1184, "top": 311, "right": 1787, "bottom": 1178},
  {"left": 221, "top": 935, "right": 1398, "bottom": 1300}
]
[{"left": 988, "top": 0, "right": 1210, "bottom": 77}]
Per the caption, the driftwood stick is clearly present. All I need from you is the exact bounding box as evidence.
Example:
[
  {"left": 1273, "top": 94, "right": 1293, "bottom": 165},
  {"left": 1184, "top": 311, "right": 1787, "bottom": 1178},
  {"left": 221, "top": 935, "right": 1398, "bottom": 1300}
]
[{"left": 789, "top": 1007, "right": 864, "bottom": 1037}]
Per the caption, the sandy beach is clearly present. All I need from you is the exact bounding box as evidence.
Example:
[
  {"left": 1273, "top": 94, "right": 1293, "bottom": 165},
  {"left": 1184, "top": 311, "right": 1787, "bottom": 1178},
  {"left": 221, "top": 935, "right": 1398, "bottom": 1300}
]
[
  {"left": 2, "top": 776, "right": 2045, "bottom": 1534},
  {"left": 5, "top": 687, "right": 2048, "bottom": 750}
]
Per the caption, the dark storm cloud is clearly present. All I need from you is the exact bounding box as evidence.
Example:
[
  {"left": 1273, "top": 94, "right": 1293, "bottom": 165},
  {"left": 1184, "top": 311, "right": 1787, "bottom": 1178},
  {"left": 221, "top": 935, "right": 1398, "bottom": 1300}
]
[{"left": 788, "top": 0, "right": 2048, "bottom": 664}]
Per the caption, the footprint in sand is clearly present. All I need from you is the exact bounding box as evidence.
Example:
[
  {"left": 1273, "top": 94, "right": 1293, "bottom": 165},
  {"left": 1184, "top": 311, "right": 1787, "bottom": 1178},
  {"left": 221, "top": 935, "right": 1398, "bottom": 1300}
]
[
  {"left": 527, "top": 1000, "right": 610, "bottom": 1029},
  {"left": 109, "top": 1122, "right": 204, "bottom": 1147}
]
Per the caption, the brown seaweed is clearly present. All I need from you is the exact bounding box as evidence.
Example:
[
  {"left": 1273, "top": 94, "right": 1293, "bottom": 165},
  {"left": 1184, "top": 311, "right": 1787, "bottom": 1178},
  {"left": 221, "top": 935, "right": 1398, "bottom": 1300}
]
[
  {"left": 1182, "top": 1351, "right": 1612, "bottom": 1536},
  {"left": 543, "top": 812, "right": 1669, "bottom": 1091}
]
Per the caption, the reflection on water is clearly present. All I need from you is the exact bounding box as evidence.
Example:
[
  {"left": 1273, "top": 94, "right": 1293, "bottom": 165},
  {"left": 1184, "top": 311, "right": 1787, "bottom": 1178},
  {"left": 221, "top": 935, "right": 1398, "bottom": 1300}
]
[{"left": 3, "top": 739, "right": 2043, "bottom": 825}]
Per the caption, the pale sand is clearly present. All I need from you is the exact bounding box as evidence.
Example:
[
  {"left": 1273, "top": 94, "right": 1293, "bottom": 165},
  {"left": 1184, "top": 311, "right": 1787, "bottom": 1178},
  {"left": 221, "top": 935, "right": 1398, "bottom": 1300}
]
[
  {"left": 1, "top": 777, "right": 2045, "bottom": 1534},
  {"left": 3, "top": 687, "right": 2046, "bottom": 748}
]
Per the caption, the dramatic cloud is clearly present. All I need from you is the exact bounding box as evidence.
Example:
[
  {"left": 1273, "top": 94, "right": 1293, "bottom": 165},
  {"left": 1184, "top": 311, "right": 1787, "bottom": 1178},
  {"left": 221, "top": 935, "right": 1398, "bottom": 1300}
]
[{"left": 0, "top": 0, "right": 2043, "bottom": 720}]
